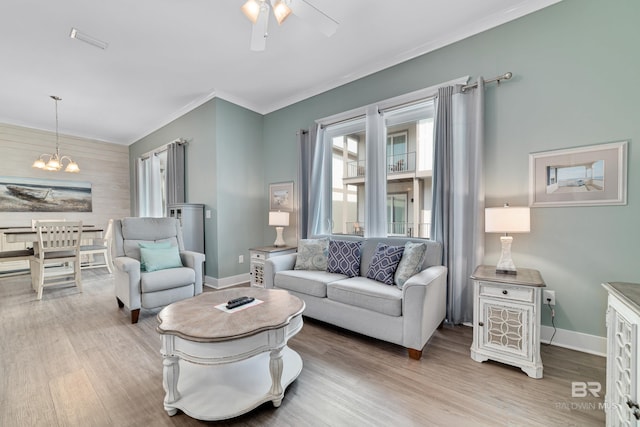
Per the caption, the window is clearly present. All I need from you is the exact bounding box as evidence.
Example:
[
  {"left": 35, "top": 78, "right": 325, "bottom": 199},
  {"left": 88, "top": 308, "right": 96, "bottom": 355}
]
[
  {"left": 314, "top": 78, "right": 465, "bottom": 238},
  {"left": 331, "top": 130, "right": 365, "bottom": 235}
]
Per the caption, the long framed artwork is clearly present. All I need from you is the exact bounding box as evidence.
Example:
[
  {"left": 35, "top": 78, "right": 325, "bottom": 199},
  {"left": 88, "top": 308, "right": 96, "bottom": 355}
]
[
  {"left": 529, "top": 141, "right": 627, "bottom": 207},
  {"left": 269, "top": 181, "right": 294, "bottom": 212},
  {"left": 0, "top": 176, "right": 92, "bottom": 212}
]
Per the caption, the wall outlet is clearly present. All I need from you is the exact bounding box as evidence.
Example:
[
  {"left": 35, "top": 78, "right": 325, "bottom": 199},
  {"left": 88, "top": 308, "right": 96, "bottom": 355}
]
[
  {"left": 238, "top": 255, "right": 244, "bottom": 264},
  {"left": 543, "top": 290, "right": 556, "bottom": 306}
]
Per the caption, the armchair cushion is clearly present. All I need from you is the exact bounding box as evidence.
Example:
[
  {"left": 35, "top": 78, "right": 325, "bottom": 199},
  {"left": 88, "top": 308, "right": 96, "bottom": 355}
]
[
  {"left": 140, "top": 245, "right": 182, "bottom": 272},
  {"left": 140, "top": 267, "right": 196, "bottom": 293}
]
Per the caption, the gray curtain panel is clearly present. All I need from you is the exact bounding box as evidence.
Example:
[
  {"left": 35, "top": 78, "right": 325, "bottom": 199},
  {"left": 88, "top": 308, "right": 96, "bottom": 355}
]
[
  {"left": 297, "top": 127, "right": 312, "bottom": 239},
  {"left": 165, "top": 141, "right": 185, "bottom": 213},
  {"left": 431, "top": 79, "right": 485, "bottom": 324}
]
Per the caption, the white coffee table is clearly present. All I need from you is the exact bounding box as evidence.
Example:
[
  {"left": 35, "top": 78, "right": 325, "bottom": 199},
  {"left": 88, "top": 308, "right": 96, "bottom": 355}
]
[{"left": 156, "top": 288, "right": 305, "bottom": 421}]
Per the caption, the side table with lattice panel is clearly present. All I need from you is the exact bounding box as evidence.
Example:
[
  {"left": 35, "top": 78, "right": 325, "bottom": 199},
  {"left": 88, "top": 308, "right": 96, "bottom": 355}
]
[
  {"left": 470, "top": 265, "right": 545, "bottom": 379},
  {"left": 602, "top": 282, "right": 640, "bottom": 425}
]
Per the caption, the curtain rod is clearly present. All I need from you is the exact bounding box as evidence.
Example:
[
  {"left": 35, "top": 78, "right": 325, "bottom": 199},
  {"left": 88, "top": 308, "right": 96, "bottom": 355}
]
[
  {"left": 140, "top": 138, "right": 188, "bottom": 160},
  {"left": 319, "top": 113, "right": 366, "bottom": 129},
  {"left": 461, "top": 71, "right": 512, "bottom": 92}
]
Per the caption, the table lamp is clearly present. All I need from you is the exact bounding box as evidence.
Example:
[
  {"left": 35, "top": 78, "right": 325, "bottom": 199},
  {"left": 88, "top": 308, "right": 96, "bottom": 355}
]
[
  {"left": 485, "top": 204, "right": 530, "bottom": 275},
  {"left": 269, "top": 211, "right": 290, "bottom": 247}
]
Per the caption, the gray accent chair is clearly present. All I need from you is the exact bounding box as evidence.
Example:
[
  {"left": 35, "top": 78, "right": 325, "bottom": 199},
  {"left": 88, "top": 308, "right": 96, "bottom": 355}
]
[{"left": 112, "top": 217, "right": 205, "bottom": 323}]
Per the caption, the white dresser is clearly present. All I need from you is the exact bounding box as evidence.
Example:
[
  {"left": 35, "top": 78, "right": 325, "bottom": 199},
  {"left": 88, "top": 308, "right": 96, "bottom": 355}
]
[
  {"left": 603, "top": 281, "right": 640, "bottom": 426},
  {"left": 470, "top": 265, "right": 545, "bottom": 379}
]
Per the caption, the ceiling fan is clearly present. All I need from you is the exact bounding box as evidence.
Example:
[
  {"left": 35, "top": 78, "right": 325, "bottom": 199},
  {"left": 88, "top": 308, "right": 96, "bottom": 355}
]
[{"left": 241, "top": 0, "right": 339, "bottom": 51}]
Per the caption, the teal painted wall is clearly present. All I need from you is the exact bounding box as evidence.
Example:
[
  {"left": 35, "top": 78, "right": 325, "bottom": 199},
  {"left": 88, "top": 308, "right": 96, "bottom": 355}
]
[
  {"left": 262, "top": 0, "right": 640, "bottom": 337},
  {"left": 130, "top": 98, "right": 263, "bottom": 280}
]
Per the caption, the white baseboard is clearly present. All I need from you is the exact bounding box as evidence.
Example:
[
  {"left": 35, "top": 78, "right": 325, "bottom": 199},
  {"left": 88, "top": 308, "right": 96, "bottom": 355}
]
[
  {"left": 461, "top": 322, "right": 605, "bottom": 357},
  {"left": 540, "top": 325, "right": 606, "bottom": 357},
  {"left": 204, "top": 273, "right": 250, "bottom": 290}
]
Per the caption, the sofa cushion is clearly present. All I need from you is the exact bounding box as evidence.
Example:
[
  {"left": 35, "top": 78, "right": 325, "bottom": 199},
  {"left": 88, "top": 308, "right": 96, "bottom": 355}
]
[
  {"left": 395, "top": 241, "right": 427, "bottom": 288},
  {"left": 327, "top": 277, "right": 402, "bottom": 317},
  {"left": 327, "top": 240, "right": 362, "bottom": 277},
  {"left": 366, "top": 243, "right": 404, "bottom": 285},
  {"left": 294, "top": 238, "right": 329, "bottom": 271},
  {"left": 140, "top": 267, "right": 195, "bottom": 293},
  {"left": 275, "top": 270, "right": 347, "bottom": 297}
]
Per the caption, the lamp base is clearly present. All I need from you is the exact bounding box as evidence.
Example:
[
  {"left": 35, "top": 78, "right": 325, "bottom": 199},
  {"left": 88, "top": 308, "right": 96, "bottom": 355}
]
[
  {"left": 495, "top": 235, "right": 518, "bottom": 275},
  {"left": 273, "top": 226, "right": 285, "bottom": 247}
]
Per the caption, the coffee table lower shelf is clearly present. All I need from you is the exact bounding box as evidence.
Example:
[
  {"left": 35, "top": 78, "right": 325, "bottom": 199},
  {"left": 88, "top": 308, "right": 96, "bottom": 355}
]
[{"left": 164, "top": 346, "right": 302, "bottom": 421}]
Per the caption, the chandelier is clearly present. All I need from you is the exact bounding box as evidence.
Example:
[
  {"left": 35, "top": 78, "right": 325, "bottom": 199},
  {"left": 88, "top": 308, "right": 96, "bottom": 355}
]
[{"left": 32, "top": 96, "right": 80, "bottom": 173}]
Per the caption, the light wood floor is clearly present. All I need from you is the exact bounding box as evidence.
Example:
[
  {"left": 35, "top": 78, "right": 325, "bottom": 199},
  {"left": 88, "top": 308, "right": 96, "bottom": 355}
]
[{"left": 0, "top": 271, "right": 606, "bottom": 426}]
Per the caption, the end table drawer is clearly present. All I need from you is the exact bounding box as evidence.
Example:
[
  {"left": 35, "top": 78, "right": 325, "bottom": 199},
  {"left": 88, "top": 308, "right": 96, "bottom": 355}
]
[
  {"left": 479, "top": 282, "right": 534, "bottom": 303},
  {"left": 251, "top": 252, "right": 265, "bottom": 261}
]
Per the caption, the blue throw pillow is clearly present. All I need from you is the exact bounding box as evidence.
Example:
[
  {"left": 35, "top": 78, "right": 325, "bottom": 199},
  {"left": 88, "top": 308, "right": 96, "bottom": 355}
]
[
  {"left": 367, "top": 243, "right": 405, "bottom": 285},
  {"left": 138, "top": 241, "right": 172, "bottom": 271},
  {"left": 327, "top": 240, "right": 362, "bottom": 277},
  {"left": 139, "top": 246, "right": 182, "bottom": 272}
]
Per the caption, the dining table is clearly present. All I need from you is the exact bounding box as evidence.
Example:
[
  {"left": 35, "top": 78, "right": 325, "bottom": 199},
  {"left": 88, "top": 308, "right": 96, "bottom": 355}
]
[{"left": 3, "top": 226, "right": 104, "bottom": 244}]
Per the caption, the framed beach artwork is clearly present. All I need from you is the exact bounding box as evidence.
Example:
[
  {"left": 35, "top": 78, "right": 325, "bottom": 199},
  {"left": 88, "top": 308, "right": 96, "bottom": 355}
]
[
  {"left": 0, "top": 176, "right": 92, "bottom": 212},
  {"left": 269, "top": 181, "right": 294, "bottom": 212},
  {"left": 529, "top": 141, "right": 627, "bottom": 207}
]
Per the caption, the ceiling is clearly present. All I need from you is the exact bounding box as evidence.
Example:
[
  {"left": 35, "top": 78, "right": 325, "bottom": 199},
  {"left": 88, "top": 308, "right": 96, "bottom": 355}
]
[{"left": 1, "top": 0, "right": 559, "bottom": 145}]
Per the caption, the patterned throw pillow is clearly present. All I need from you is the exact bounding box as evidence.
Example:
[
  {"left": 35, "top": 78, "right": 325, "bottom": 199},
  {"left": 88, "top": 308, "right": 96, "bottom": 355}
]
[
  {"left": 367, "top": 243, "right": 405, "bottom": 285},
  {"left": 394, "top": 241, "right": 427, "bottom": 288},
  {"left": 327, "top": 240, "right": 362, "bottom": 277},
  {"left": 294, "top": 238, "right": 329, "bottom": 270}
]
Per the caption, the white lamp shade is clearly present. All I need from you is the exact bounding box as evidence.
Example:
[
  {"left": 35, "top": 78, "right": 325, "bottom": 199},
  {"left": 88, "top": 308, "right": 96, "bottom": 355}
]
[
  {"left": 269, "top": 211, "right": 290, "bottom": 227},
  {"left": 485, "top": 206, "right": 530, "bottom": 233}
]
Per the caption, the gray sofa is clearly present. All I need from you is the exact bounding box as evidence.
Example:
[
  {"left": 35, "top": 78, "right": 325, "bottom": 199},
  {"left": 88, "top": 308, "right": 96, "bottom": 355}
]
[
  {"left": 264, "top": 236, "right": 447, "bottom": 359},
  {"left": 112, "top": 217, "right": 205, "bottom": 323}
]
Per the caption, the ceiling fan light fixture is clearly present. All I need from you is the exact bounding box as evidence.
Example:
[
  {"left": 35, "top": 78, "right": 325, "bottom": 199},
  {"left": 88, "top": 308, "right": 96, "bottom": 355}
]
[
  {"left": 273, "top": 0, "right": 292, "bottom": 25},
  {"left": 241, "top": 0, "right": 262, "bottom": 24}
]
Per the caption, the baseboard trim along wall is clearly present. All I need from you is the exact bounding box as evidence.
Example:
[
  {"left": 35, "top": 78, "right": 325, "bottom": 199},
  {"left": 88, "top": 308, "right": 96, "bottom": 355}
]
[
  {"left": 540, "top": 325, "right": 606, "bottom": 357},
  {"left": 204, "top": 273, "right": 251, "bottom": 290}
]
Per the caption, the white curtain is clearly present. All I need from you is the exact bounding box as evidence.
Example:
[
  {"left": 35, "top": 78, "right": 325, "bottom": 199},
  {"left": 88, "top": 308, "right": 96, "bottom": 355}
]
[
  {"left": 431, "top": 78, "right": 485, "bottom": 324},
  {"left": 308, "top": 125, "right": 331, "bottom": 236},
  {"left": 364, "top": 105, "right": 387, "bottom": 237},
  {"left": 137, "top": 155, "right": 163, "bottom": 218}
]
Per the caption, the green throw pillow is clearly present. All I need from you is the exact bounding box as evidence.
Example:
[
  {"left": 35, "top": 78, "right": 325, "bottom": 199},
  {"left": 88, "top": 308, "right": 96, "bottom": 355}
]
[
  {"left": 139, "top": 246, "right": 182, "bottom": 272},
  {"left": 394, "top": 242, "right": 427, "bottom": 288},
  {"left": 294, "top": 238, "right": 329, "bottom": 271},
  {"left": 138, "top": 242, "right": 177, "bottom": 272}
]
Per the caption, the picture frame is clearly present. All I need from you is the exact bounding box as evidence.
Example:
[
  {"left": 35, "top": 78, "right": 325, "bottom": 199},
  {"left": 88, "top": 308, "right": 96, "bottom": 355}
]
[
  {"left": 0, "top": 176, "right": 93, "bottom": 212},
  {"left": 269, "top": 181, "right": 294, "bottom": 211},
  {"left": 529, "top": 141, "right": 628, "bottom": 207}
]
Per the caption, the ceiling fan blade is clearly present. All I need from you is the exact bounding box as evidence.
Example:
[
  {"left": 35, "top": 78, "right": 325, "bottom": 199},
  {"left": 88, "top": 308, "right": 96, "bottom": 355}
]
[
  {"left": 288, "top": 0, "right": 338, "bottom": 37},
  {"left": 250, "top": 7, "right": 269, "bottom": 51}
]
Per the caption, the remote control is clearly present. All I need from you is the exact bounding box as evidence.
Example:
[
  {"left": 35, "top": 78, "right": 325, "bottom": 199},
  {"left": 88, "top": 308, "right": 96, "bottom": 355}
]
[
  {"left": 226, "top": 297, "right": 255, "bottom": 309},
  {"left": 227, "top": 296, "right": 250, "bottom": 304}
]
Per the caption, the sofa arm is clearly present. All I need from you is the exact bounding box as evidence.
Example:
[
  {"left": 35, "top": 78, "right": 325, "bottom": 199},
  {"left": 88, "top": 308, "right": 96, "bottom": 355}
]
[
  {"left": 180, "top": 250, "right": 206, "bottom": 294},
  {"left": 401, "top": 265, "right": 448, "bottom": 351},
  {"left": 114, "top": 256, "right": 142, "bottom": 310},
  {"left": 264, "top": 253, "right": 297, "bottom": 289}
]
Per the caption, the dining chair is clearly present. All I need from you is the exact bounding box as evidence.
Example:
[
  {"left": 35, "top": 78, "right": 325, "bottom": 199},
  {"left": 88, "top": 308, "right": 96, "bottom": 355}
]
[
  {"left": 30, "top": 221, "right": 83, "bottom": 300},
  {"left": 80, "top": 219, "right": 113, "bottom": 273}
]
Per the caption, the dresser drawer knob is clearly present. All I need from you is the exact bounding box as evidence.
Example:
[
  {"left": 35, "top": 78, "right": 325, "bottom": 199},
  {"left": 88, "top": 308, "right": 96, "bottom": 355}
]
[
  {"left": 478, "top": 321, "right": 484, "bottom": 327},
  {"left": 502, "top": 290, "right": 508, "bottom": 295}
]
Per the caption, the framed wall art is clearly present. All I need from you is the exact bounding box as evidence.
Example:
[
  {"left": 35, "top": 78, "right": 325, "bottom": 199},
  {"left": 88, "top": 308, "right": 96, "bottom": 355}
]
[
  {"left": 269, "top": 181, "right": 294, "bottom": 212},
  {"left": 529, "top": 141, "right": 627, "bottom": 207},
  {"left": 0, "top": 176, "right": 92, "bottom": 212}
]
